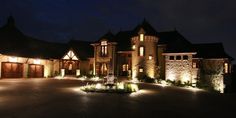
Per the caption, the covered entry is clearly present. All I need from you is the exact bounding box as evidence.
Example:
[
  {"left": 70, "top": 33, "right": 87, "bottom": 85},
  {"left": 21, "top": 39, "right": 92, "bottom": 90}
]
[
  {"left": 28, "top": 64, "right": 44, "bottom": 78},
  {"left": 61, "top": 50, "right": 80, "bottom": 75},
  {"left": 1, "top": 62, "right": 23, "bottom": 78}
]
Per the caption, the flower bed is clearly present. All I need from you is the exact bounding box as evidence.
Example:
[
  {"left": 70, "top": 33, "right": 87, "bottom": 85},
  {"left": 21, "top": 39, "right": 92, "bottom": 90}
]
[{"left": 80, "top": 82, "right": 139, "bottom": 93}]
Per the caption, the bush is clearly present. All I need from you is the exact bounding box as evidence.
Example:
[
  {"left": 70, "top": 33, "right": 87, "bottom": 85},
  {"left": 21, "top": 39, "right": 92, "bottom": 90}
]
[{"left": 137, "top": 74, "right": 156, "bottom": 83}]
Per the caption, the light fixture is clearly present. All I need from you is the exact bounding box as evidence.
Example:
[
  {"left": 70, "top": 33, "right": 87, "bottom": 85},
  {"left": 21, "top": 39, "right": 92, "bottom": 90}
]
[
  {"left": 33, "top": 59, "right": 41, "bottom": 64},
  {"left": 9, "top": 57, "right": 17, "bottom": 62}
]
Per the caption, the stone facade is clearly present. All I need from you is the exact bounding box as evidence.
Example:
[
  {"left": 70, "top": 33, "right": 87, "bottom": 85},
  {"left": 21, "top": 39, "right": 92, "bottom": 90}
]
[
  {"left": 164, "top": 53, "right": 197, "bottom": 84},
  {"left": 131, "top": 33, "right": 158, "bottom": 78},
  {"left": 92, "top": 40, "right": 117, "bottom": 76}
]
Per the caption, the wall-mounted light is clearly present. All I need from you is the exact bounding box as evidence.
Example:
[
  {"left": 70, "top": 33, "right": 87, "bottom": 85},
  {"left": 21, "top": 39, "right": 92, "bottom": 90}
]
[
  {"left": 132, "top": 45, "right": 136, "bottom": 50},
  {"left": 148, "top": 55, "right": 153, "bottom": 60},
  {"left": 9, "top": 57, "right": 18, "bottom": 62},
  {"left": 33, "top": 59, "right": 41, "bottom": 64}
]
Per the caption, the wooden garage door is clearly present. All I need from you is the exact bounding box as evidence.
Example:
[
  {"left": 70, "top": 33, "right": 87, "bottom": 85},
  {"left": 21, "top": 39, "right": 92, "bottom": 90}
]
[
  {"left": 28, "top": 64, "right": 44, "bottom": 78},
  {"left": 1, "top": 62, "right": 23, "bottom": 78}
]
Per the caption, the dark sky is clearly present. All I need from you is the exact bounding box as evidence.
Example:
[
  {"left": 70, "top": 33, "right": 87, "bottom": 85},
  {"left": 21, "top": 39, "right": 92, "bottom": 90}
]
[{"left": 0, "top": 0, "right": 235, "bottom": 62}]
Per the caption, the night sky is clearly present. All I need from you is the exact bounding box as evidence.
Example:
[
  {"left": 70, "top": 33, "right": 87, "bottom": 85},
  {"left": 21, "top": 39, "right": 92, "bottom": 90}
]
[{"left": 0, "top": 0, "right": 235, "bottom": 63}]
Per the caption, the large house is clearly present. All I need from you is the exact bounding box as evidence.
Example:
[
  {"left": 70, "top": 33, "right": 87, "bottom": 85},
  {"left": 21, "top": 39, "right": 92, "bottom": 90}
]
[{"left": 0, "top": 16, "right": 233, "bottom": 93}]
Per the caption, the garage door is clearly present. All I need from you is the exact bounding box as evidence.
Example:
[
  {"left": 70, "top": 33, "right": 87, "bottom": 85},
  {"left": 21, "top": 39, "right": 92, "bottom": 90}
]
[
  {"left": 28, "top": 64, "right": 44, "bottom": 78},
  {"left": 1, "top": 62, "right": 23, "bottom": 78}
]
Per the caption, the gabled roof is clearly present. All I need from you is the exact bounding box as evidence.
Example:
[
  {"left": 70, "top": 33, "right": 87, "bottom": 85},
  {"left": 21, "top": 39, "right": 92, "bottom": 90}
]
[
  {"left": 132, "top": 19, "right": 158, "bottom": 36},
  {"left": 158, "top": 30, "right": 194, "bottom": 53},
  {"left": 115, "top": 30, "right": 133, "bottom": 51},
  {"left": 67, "top": 40, "right": 94, "bottom": 60},
  {"left": 94, "top": 31, "right": 116, "bottom": 43},
  {"left": 0, "top": 16, "right": 92, "bottom": 60},
  {"left": 193, "top": 43, "right": 234, "bottom": 60}
]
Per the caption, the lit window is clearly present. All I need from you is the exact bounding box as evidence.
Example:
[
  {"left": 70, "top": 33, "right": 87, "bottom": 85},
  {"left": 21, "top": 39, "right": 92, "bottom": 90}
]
[
  {"left": 132, "top": 45, "right": 136, "bottom": 50},
  {"left": 101, "top": 41, "right": 108, "bottom": 57},
  {"left": 69, "top": 63, "right": 73, "bottom": 70},
  {"left": 149, "top": 55, "right": 153, "bottom": 60},
  {"left": 139, "top": 67, "right": 143, "bottom": 72},
  {"left": 139, "top": 46, "right": 144, "bottom": 56},
  {"left": 101, "top": 41, "right": 107, "bottom": 46},
  {"left": 224, "top": 63, "right": 228, "bottom": 73},
  {"left": 122, "top": 64, "right": 129, "bottom": 71},
  {"left": 193, "top": 62, "right": 197, "bottom": 68},
  {"left": 140, "top": 34, "right": 144, "bottom": 41},
  {"left": 101, "top": 63, "right": 107, "bottom": 75}
]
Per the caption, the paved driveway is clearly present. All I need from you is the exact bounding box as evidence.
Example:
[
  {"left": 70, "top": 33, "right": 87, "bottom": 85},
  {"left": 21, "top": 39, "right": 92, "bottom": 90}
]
[{"left": 0, "top": 79, "right": 236, "bottom": 118}]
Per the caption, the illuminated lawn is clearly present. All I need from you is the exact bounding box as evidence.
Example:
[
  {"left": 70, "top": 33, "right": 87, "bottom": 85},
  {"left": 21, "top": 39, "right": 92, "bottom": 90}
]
[{"left": 0, "top": 79, "right": 235, "bottom": 118}]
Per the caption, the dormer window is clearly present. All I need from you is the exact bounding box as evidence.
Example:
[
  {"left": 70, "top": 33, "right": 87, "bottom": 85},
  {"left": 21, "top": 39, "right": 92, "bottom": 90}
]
[
  {"left": 140, "top": 34, "right": 144, "bottom": 41},
  {"left": 101, "top": 41, "right": 107, "bottom": 45},
  {"left": 101, "top": 41, "right": 108, "bottom": 57}
]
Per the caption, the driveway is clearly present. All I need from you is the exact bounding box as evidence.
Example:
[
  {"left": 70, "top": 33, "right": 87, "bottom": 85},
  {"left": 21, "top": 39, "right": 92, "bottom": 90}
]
[{"left": 0, "top": 79, "right": 236, "bottom": 118}]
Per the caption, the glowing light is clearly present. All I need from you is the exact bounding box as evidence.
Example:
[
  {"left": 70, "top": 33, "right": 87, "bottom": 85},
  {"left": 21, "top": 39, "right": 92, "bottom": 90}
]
[
  {"left": 63, "top": 50, "right": 79, "bottom": 60},
  {"left": 95, "top": 83, "right": 102, "bottom": 89},
  {"left": 33, "top": 59, "right": 41, "bottom": 64},
  {"left": 61, "top": 69, "right": 65, "bottom": 77},
  {"left": 184, "top": 86, "right": 204, "bottom": 92},
  {"left": 148, "top": 55, "right": 153, "bottom": 60},
  {"left": 167, "top": 72, "right": 175, "bottom": 81},
  {"left": 182, "top": 72, "right": 191, "bottom": 83},
  {"left": 132, "top": 45, "right": 136, "bottom": 50},
  {"left": 91, "top": 76, "right": 101, "bottom": 81},
  {"left": 159, "top": 80, "right": 168, "bottom": 87},
  {"left": 117, "top": 82, "right": 124, "bottom": 89},
  {"left": 76, "top": 69, "right": 80, "bottom": 76},
  {"left": 139, "top": 46, "right": 144, "bottom": 56},
  {"left": 9, "top": 57, "right": 17, "bottom": 62},
  {"left": 224, "top": 63, "right": 228, "bottom": 73},
  {"left": 140, "top": 34, "right": 144, "bottom": 41},
  {"left": 130, "top": 84, "right": 139, "bottom": 92},
  {"left": 139, "top": 68, "right": 143, "bottom": 72},
  {"left": 129, "top": 90, "right": 152, "bottom": 97},
  {"left": 44, "top": 68, "right": 49, "bottom": 78}
]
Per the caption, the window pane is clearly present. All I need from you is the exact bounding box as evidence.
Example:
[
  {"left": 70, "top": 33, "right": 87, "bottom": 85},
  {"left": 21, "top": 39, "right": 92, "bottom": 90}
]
[
  {"left": 140, "top": 34, "right": 144, "bottom": 41},
  {"left": 169, "top": 56, "right": 174, "bottom": 60},
  {"left": 183, "top": 55, "right": 188, "bottom": 60},
  {"left": 139, "top": 46, "right": 144, "bottom": 56},
  {"left": 176, "top": 56, "right": 181, "bottom": 60}
]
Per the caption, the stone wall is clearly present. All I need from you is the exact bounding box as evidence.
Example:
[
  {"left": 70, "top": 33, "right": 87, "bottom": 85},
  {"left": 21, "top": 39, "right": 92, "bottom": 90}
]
[
  {"left": 201, "top": 59, "right": 225, "bottom": 93},
  {"left": 165, "top": 54, "right": 197, "bottom": 84},
  {"left": 131, "top": 35, "right": 158, "bottom": 79}
]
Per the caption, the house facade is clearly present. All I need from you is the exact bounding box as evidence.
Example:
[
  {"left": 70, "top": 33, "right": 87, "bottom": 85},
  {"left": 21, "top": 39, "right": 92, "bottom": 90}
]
[{"left": 0, "top": 16, "right": 233, "bottom": 93}]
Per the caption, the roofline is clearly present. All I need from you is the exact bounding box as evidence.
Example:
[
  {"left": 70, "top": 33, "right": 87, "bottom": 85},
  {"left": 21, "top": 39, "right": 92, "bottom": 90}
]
[
  {"left": 162, "top": 52, "right": 197, "bottom": 55},
  {"left": 0, "top": 53, "right": 53, "bottom": 61},
  {"left": 91, "top": 42, "right": 117, "bottom": 46}
]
